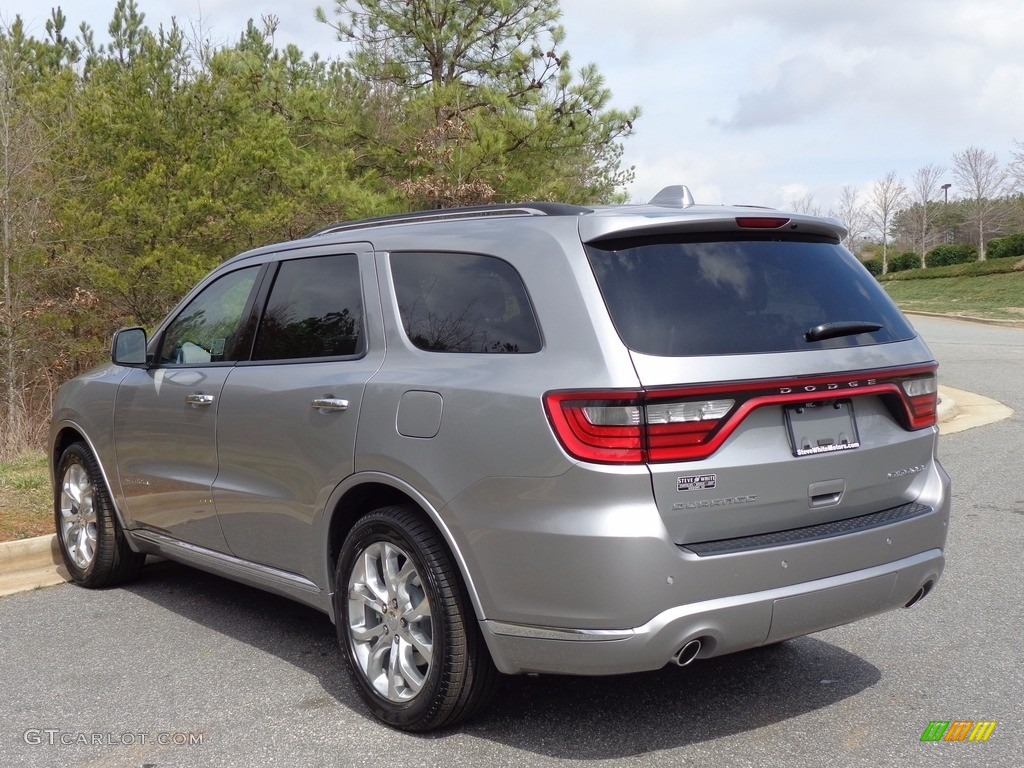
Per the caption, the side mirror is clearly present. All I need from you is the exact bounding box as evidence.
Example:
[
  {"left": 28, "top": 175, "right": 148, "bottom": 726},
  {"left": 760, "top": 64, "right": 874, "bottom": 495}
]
[{"left": 111, "top": 327, "right": 149, "bottom": 367}]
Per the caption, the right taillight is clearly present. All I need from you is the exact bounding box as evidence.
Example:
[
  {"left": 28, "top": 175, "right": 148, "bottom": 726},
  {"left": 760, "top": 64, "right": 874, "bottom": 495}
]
[
  {"left": 898, "top": 373, "right": 938, "bottom": 429},
  {"left": 544, "top": 365, "right": 939, "bottom": 465}
]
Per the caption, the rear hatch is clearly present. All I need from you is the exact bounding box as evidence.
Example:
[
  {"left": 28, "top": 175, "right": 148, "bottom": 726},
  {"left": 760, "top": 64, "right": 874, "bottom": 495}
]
[{"left": 561, "top": 218, "right": 940, "bottom": 548}]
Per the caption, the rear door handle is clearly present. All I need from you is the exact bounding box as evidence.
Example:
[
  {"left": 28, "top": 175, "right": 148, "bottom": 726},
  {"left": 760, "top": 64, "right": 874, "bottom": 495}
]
[
  {"left": 808, "top": 479, "right": 845, "bottom": 508},
  {"left": 312, "top": 398, "right": 349, "bottom": 413},
  {"left": 186, "top": 393, "right": 215, "bottom": 407}
]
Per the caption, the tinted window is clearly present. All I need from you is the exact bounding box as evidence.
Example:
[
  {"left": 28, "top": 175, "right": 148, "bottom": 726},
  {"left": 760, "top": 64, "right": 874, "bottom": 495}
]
[
  {"left": 391, "top": 252, "right": 541, "bottom": 353},
  {"left": 586, "top": 236, "right": 916, "bottom": 356},
  {"left": 159, "top": 266, "right": 260, "bottom": 364},
  {"left": 252, "top": 254, "right": 364, "bottom": 360}
]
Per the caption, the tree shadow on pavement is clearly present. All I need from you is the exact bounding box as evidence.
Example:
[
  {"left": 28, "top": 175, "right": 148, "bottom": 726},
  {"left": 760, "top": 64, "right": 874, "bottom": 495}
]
[{"left": 122, "top": 559, "right": 358, "bottom": 710}]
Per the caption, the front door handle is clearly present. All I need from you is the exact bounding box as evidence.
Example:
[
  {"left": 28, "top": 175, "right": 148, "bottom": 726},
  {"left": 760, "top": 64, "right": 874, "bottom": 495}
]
[
  {"left": 186, "top": 393, "right": 215, "bottom": 407},
  {"left": 312, "top": 398, "right": 349, "bottom": 413}
]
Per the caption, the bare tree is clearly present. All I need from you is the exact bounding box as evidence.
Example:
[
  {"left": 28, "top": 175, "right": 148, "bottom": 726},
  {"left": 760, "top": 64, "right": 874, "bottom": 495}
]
[
  {"left": 867, "top": 171, "right": 908, "bottom": 273},
  {"left": 0, "top": 30, "right": 38, "bottom": 455},
  {"left": 908, "top": 164, "right": 946, "bottom": 266},
  {"left": 183, "top": 9, "right": 219, "bottom": 73},
  {"left": 951, "top": 146, "right": 1009, "bottom": 260},
  {"left": 1, "top": 18, "right": 69, "bottom": 456},
  {"left": 831, "top": 185, "right": 868, "bottom": 254},
  {"left": 1009, "top": 138, "right": 1024, "bottom": 192},
  {"left": 788, "top": 193, "right": 822, "bottom": 217}
]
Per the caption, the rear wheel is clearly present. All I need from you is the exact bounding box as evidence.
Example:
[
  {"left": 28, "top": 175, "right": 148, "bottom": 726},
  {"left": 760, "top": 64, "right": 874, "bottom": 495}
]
[
  {"left": 336, "top": 505, "right": 497, "bottom": 731},
  {"left": 55, "top": 442, "right": 144, "bottom": 587}
]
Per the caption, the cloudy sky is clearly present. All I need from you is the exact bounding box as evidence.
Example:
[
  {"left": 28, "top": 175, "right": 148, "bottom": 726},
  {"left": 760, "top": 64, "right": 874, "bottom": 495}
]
[{"left": 5, "top": 0, "right": 1022, "bottom": 212}]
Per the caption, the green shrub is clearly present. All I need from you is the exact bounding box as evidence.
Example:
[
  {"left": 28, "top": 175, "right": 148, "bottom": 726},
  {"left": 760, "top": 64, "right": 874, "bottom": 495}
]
[
  {"left": 926, "top": 243, "right": 977, "bottom": 267},
  {"left": 986, "top": 233, "right": 1024, "bottom": 260},
  {"left": 879, "top": 255, "right": 1020, "bottom": 280},
  {"left": 888, "top": 252, "right": 921, "bottom": 272},
  {"left": 861, "top": 258, "right": 883, "bottom": 277}
]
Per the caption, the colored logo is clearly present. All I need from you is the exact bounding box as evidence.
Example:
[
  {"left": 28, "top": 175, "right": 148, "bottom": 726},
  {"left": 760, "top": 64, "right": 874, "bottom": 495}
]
[{"left": 920, "top": 721, "right": 997, "bottom": 742}]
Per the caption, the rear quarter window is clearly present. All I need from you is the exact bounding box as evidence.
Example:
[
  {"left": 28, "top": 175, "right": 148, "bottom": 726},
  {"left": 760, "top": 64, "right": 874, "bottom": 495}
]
[
  {"left": 391, "top": 252, "right": 542, "bottom": 353},
  {"left": 585, "top": 235, "right": 916, "bottom": 356}
]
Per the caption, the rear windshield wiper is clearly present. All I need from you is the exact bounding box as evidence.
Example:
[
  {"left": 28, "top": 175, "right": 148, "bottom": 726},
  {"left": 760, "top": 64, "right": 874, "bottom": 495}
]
[{"left": 805, "top": 321, "right": 883, "bottom": 342}]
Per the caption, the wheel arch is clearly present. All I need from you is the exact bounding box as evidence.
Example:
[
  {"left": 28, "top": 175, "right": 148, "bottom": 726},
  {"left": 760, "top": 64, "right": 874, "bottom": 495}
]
[
  {"left": 319, "top": 472, "right": 487, "bottom": 626},
  {"left": 51, "top": 423, "right": 86, "bottom": 480},
  {"left": 50, "top": 422, "right": 135, "bottom": 536},
  {"left": 51, "top": 427, "right": 147, "bottom": 585}
]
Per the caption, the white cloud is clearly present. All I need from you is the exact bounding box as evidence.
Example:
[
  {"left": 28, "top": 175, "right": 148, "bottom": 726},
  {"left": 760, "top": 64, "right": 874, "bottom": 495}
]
[{"left": 717, "top": 55, "right": 851, "bottom": 130}]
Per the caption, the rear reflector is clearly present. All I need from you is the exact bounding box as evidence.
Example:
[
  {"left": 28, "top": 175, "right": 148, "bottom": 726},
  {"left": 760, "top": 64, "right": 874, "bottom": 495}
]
[{"left": 544, "top": 365, "right": 938, "bottom": 464}]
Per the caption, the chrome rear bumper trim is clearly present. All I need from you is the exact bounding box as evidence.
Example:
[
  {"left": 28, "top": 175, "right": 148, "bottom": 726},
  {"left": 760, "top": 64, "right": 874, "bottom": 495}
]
[{"left": 483, "top": 621, "right": 634, "bottom": 642}]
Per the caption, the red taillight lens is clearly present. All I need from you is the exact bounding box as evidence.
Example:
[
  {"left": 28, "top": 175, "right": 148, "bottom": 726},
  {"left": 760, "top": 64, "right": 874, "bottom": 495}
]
[
  {"left": 544, "top": 365, "right": 938, "bottom": 465},
  {"left": 544, "top": 392, "right": 736, "bottom": 465},
  {"left": 545, "top": 394, "right": 645, "bottom": 463},
  {"left": 645, "top": 399, "right": 735, "bottom": 460},
  {"left": 899, "top": 373, "right": 938, "bottom": 429}
]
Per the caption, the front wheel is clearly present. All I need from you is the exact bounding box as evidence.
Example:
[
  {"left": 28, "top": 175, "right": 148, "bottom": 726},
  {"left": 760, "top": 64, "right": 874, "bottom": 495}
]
[
  {"left": 55, "top": 442, "right": 144, "bottom": 587},
  {"left": 336, "top": 505, "right": 497, "bottom": 731}
]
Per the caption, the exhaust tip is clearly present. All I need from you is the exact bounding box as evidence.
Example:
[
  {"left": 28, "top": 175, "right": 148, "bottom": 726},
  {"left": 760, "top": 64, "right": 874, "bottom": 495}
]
[
  {"left": 904, "top": 580, "right": 934, "bottom": 609},
  {"left": 673, "top": 638, "right": 703, "bottom": 667}
]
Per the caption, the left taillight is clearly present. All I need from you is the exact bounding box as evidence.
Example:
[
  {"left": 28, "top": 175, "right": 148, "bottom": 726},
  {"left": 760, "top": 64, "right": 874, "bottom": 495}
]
[
  {"left": 545, "top": 393, "right": 645, "bottom": 464},
  {"left": 544, "top": 391, "right": 737, "bottom": 465}
]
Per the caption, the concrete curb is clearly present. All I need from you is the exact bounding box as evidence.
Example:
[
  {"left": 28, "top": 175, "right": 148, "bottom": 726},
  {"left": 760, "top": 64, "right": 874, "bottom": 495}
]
[
  {"left": 0, "top": 534, "right": 69, "bottom": 598},
  {"left": 936, "top": 386, "right": 958, "bottom": 428},
  {"left": 0, "top": 384, "right": 1010, "bottom": 598},
  {"left": 904, "top": 310, "right": 1024, "bottom": 329},
  {"left": 936, "top": 385, "right": 1014, "bottom": 435}
]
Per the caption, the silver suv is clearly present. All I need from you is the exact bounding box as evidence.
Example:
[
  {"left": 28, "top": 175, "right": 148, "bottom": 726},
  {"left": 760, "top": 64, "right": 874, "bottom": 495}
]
[{"left": 50, "top": 187, "right": 950, "bottom": 731}]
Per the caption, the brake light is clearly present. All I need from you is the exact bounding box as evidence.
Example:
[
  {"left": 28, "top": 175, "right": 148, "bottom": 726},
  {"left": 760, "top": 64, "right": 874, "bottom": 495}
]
[
  {"left": 544, "top": 391, "right": 738, "bottom": 465},
  {"left": 736, "top": 217, "right": 790, "bottom": 229},
  {"left": 544, "top": 365, "right": 938, "bottom": 465},
  {"left": 545, "top": 393, "right": 645, "bottom": 463}
]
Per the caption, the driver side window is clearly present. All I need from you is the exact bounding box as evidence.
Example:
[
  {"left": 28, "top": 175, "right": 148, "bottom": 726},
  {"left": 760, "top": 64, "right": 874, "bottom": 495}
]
[{"left": 159, "top": 266, "right": 261, "bottom": 365}]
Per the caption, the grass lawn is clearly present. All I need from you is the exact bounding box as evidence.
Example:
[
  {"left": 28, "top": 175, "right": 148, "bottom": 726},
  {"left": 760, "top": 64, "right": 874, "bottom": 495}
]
[
  {"left": 0, "top": 452, "right": 52, "bottom": 542},
  {"left": 882, "top": 263, "right": 1024, "bottom": 323},
  {"left": 876, "top": 256, "right": 1024, "bottom": 321}
]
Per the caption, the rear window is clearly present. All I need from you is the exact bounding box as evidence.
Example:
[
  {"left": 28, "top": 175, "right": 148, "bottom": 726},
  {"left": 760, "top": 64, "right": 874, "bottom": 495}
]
[
  {"left": 252, "top": 254, "right": 364, "bottom": 361},
  {"left": 585, "top": 235, "right": 916, "bottom": 356}
]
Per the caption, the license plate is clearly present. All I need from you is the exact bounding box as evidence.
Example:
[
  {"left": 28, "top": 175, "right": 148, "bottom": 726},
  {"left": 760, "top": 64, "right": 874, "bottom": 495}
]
[{"left": 784, "top": 400, "right": 860, "bottom": 457}]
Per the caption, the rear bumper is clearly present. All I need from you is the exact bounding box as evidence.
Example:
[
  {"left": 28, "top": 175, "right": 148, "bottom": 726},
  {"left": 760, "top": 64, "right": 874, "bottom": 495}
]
[{"left": 481, "top": 548, "right": 944, "bottom": 675}]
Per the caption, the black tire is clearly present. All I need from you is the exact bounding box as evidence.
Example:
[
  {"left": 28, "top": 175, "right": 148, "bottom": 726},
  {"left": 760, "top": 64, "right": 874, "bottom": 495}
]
[
  {"left": 335, "top": 505, "right": 498, "bottom": 731},
  {"left": 54, "top": 442, "right": 145, "bottom": 588}
]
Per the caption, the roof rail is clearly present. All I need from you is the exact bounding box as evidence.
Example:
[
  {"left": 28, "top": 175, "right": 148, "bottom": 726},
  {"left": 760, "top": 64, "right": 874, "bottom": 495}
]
[{"left": 306, "top": 202, "right": 593, "bottom": 238}]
